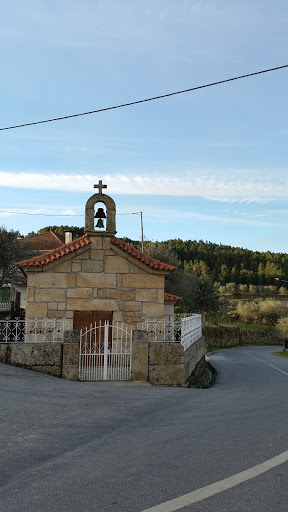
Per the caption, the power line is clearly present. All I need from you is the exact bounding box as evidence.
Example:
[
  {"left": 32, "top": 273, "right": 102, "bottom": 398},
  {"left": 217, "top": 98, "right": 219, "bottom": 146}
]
[
  {"left": 0, "top": 209, "right": 141, "bottom": 217},
  {"left": 117, "top": 212, "right": 142, "bottom": 215},
  {"left": 1, "top": 64, "right": 287, "bottom": 131},
  {"left": 0, "top": 210, "right": 82, "bottom": 217}
]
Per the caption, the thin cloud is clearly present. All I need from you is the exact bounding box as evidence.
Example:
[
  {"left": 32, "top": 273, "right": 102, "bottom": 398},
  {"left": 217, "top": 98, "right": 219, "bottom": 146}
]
[
  {"left": 143, "top": 206, "right": 275, "bottom": 228},
  {"left": 1, "top": 171, "right": 288, "bottom": 203}
]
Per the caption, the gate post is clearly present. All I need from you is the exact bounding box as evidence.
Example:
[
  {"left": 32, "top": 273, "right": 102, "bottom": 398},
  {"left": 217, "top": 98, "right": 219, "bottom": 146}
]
[
  {"left": 103, "top": 323, "right": 108, "bottom": 380},
  {"left": 131, "top": 330, "right": 149, "bottom": 381},
  {"left": 62, "top": 330, "right": 80, "bottom": 380}
]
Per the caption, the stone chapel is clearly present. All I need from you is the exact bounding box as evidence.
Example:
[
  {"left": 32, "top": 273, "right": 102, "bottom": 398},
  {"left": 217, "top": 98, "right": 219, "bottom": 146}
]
[{"left": 18, "top": 181, "right": 180, "bottom": 332}]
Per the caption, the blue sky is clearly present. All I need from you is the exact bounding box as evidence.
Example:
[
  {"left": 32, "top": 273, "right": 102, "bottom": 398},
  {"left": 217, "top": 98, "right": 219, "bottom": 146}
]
[{"left": 1, "top": 0, "right": 288, "bottom": 252}]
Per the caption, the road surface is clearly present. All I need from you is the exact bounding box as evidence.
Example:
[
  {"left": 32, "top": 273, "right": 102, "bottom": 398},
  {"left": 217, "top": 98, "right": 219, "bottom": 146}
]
[{"left": 0, "top": 346, "right": 287, "bottom": 511}]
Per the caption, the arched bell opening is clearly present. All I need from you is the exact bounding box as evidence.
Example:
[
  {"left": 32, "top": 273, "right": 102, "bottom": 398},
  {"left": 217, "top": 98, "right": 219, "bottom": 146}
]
[
  {"left": 94, "top": 202, "right": 107, "bottom": 230},
  {"left": 85, "top": 181, "right": 117, "bottom": 236}
]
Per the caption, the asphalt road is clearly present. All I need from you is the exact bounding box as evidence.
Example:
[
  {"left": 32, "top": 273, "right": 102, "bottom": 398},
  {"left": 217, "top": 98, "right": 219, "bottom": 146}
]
[{"left": 1, "top": 346, "right": 288, "bottom": 512}]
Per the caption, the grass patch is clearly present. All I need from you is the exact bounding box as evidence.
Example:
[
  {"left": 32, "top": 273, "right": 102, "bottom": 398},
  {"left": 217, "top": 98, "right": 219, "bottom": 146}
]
[
  {"left": 272, "top": 351, "right": 288, "bottom": 359},
  {"left": 220, "top": 322, "right": 272, "bottom": 332}
]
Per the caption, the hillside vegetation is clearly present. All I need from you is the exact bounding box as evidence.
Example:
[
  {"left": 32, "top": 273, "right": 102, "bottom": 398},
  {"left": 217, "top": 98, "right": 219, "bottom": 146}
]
[
  {"left": 123, "top": 238, "right": 287, "bottom": 287},
  {"left": 37, "top": 228, "right": 288, "bottom": 286}
]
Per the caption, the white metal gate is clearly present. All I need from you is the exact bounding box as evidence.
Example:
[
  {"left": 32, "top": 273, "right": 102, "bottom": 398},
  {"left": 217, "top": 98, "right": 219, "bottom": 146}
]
[{"left": 79, "top": 322, "right": 132, "bottom": 381}]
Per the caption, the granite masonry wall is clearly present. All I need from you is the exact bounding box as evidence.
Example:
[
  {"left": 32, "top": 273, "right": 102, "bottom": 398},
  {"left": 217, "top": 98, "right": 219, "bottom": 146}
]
[
  {"left": 203, "top": 325, "right": 284, "bottom": 347},
  {"left": 148, "top": 335, "right": 206, "bottom": 386},
  {"left": 25, "top": 235, "right": 166, "bottom": 331},
  {"left": 0, "top": 331, "right": 80, "bottom": 379},
  {"left": 0, "top": 330, "right": 206, "bottom": 386},
  {"left": 0, "top": 342, "right": 63, "bottom": 377}
]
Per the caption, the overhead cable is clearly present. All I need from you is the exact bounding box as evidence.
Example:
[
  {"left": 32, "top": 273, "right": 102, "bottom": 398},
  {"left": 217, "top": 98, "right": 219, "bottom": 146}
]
[{"left": 0, "top": 64, "right": 287, "bottom": 131}]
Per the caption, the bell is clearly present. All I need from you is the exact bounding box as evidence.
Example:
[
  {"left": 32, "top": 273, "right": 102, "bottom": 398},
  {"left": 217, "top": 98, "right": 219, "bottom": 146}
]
[
  {"left": 96, "top": 218, "right": 104, "bottom": 229},
  {"left": 95, "top": 207, "right": 106, "bottom": 219}
]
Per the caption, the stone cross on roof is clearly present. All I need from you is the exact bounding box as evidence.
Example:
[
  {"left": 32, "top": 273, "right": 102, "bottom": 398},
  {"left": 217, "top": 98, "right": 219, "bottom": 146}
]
[{"left": 94, "top": 180, "right": 107, "bottom": 195}]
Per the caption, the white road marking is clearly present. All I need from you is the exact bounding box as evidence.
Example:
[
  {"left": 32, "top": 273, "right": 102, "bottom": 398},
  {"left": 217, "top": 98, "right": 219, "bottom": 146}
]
[
  {"left": 140, "top": 449, "right": 288, "bottom": 512},
  {"left": 247, "top": 351, "right": 288, "bottom": 377},
  {"left": 140, "top": 352, "right": 288, "bottom": 512}
]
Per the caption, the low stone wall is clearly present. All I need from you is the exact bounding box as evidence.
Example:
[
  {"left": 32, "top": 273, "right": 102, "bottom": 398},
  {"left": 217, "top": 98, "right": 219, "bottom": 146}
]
[
  {"left": 0, "top": 330, "right": 206, "bottom": 386},
  {"left": 184, "top": 336, "right": 206, "bottom": 380},
  {"left": 148, "top": 335, "right": 206, "bottom": 386},
  {"left": 0, "top": 342, "right": 63, "bottom": 377},
  {"left": 203, "top": 325, "right": 283, "bottom": 347},
  {"left": 241, "top": 330, "right": 283, "bottom": 345},
  {"left": 203, "top": 326, "right": 240, "bottom": 346},
  {"left": 0, "top": 330, "right": 80, "bottom": 379}
]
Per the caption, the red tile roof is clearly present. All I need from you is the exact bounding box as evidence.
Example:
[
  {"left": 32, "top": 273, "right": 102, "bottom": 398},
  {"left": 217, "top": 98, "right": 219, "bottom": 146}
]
[
  {"left": 164, "top": 292, "right": 181, "bottom": 302},
  {"left": 111, "top": 237, "right": 176, "bottom": 272},
  {"left": 18, "top": 235, "right": 91, "bottom": 272},
  {"left": 22, "top": 231, "right": 65, "bottom": 250},
  {"left": 17, "top": 235, "right": 176, "bottom": 274}
]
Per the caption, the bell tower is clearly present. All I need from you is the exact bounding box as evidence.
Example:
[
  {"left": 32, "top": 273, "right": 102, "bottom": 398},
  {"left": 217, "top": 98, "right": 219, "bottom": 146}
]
[{"left": 85, "top": 180, "right": 116, "bottom": 236}]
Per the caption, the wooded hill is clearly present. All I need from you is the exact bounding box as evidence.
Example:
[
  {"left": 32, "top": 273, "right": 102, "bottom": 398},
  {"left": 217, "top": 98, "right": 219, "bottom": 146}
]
[
  {"left": 34, "top": 227, "right": 287, "bottom": 287},
  {"left": 123, "top": 238, "right": 287, "bottom": 286}
]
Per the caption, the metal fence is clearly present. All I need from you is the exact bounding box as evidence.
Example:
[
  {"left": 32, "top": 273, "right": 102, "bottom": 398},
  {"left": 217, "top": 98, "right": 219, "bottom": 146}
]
[
  {"left": 142, "top": 314, "right": 202, "bottom": 350},
  {"left": 142, "top": 318, "right": 181, "bottom": 342},
  {"left": 0, "top": 303, "right": 12, "bottom": 311},
  {"left": 79, "top": 322, "right": 132, "bottom": 381},
  {"left": 0, "top": 317, "right": 70, "bottom": 343}
]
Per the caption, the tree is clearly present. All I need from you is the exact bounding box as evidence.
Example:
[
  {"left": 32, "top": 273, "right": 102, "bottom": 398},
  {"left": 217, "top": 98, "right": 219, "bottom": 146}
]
[
  {"left": 38, "top": 225, "right": 84, "bottom": 238},
  {"left": 184, "top": 259, "right": 211, "bottom": 278},
  {"left": 219, "top": 264, "right": 229, "bottom": 284},
  {"left": 276, "top": 317, "right": 288, "bottom": 338},
  {"left": 166, "top": 271, "right": 219, "bottom": 316},
  {"left": 144, "top": 241, "right": 219, "bottom": 316},
  {"left": 207, "top": 296, "right": 230, "bottom": 325},
  {"left": 238, "top": 284, "right": 248, "bottom": 294},
  {"left": 258, "top": 298, "right": 285, "bottom": 326},
  {"left": 236, "top": 300, "right": 259, "bottom": 324},
  {"left": 249, "top": 284, "right": 257, "bottom": 294},
  {"left": 225, "top": 282, "right": 236, "bottom": 295},
  {"left": 264, "top": 261, "right": 283, "bottom": 282},
  {"left": 182, "top": 275, "right": 219, "bottom": 316},
  {"left": 143, "top": 240, "right": 180, "bottom": 267},
  {"left": 0, "top": 227, "right": 31, "bottom": 289}
]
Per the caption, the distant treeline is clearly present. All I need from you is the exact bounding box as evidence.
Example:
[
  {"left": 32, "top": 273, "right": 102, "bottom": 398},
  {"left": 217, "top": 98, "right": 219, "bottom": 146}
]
[
  {"left": 35, "top": 227, "right": 287, "bottom": 286},
  {"left": 123, "top": 238, "right": 288, "bottom": 286}
]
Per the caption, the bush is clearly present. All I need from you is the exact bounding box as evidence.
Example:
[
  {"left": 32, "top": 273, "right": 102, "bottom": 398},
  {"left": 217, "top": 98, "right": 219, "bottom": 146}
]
[
  {"left": 239, "top": 284, "right": 248, "bottom": 294},
  {"left": 236, "top": 301, "right": 259, "bottom": 324},
  {"left": 275, "top": 317, "right": 288, "bottom": 338},
  {"left": 258, "top": 299, "right": 285, "bottom": 326}
]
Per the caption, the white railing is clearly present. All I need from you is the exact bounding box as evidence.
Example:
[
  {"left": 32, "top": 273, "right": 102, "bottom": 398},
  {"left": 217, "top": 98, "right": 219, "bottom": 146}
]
[
  {"left": 0, "top": 302, "right": 12, "bottom": 311},
  {"left": 142, "top": 314, "right": 202, "bottom": 350},
  {"left": 180, "top": 314, "right": 202, "bottom": 351},
  {"left": 0, "top": 317, "right": 70, "bottom": 343}
]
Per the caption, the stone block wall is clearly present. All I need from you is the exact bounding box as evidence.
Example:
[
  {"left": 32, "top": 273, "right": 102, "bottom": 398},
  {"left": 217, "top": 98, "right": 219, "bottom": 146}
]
[
  {"left": 183, "top": 336, "right": 206, "bottom": 380},
  {"left": 0, "top": 342, "right": 63, "bottom": 377},
  {"left": 0, "top": 330, "right": 80, "bottom": 380},
  {"left": 203, "top": 325, "right": 283, "bottom": 347},
  {"left": 148, "top": 336, "right": 206, "bottom": 386},
  {"left": 0, "top": 332, "right": 206, "bottom": 385},
  {"left": 25, "top": 236, "right": 166, "bottom": 331}
]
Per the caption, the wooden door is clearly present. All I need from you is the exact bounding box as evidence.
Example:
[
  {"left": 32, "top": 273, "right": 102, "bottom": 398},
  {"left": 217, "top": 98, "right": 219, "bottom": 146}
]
[
  {"left": 73, "top": 311, "right": 113, "bottom": 333},
  {"left": 75, "top": 312, "right": 113, "bottom": 376}
]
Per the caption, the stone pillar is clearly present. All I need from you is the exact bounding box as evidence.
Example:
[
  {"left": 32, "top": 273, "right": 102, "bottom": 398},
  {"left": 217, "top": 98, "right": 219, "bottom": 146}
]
[
  {"left": 62, "top": 330, "right": 80, "bottom": 381},
  {"left": 131, "top": 330, "right": 149, "bottom": 381}
]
